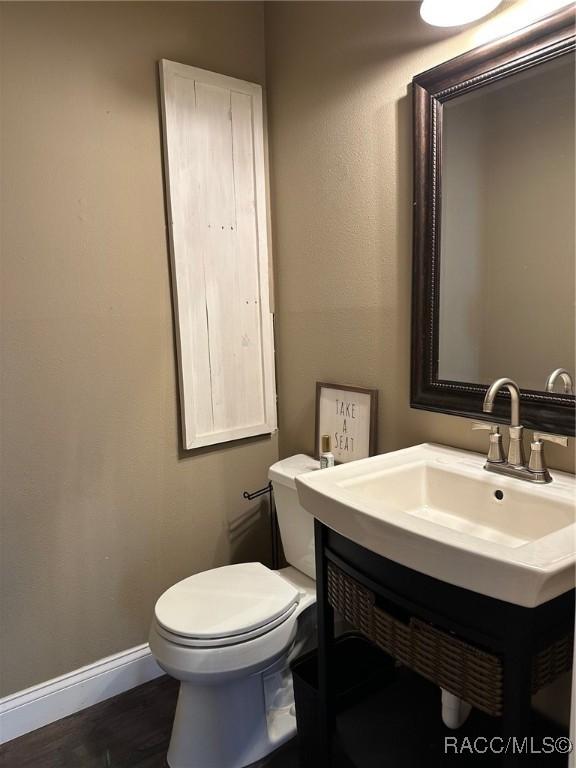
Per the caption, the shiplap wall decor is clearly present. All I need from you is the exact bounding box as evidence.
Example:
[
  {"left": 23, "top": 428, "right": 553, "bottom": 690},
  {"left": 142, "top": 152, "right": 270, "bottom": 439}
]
[{"left": 160, "top": 60, "right": 277, "bottom": 449}]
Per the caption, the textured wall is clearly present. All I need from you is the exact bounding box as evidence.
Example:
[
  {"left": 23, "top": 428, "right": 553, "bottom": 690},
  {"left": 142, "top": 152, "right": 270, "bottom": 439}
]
[
  {"left": 0, "top": 1, "right": 277, "bottom": 696},
  {"left": 265, "top": 0, "right": 574, "bottom": 472}
]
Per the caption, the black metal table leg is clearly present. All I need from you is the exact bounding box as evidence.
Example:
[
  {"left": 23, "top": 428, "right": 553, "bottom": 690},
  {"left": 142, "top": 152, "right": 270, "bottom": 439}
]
[
  {"left": 315, "top": 519, "right": 336, "bottom": 767},
  {"left": 501, "top": 617, "right": 534, "bottom": 766}
]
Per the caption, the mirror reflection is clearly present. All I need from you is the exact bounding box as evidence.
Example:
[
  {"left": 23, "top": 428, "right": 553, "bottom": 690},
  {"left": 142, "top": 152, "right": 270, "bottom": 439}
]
[{"left": 438, "top": 53, "right": 575, "bottom": 394}]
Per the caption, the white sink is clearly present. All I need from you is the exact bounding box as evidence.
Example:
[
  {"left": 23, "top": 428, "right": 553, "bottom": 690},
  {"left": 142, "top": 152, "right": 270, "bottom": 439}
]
[{"left": 296, "top": 444, "right": 576, "bottom": 607}]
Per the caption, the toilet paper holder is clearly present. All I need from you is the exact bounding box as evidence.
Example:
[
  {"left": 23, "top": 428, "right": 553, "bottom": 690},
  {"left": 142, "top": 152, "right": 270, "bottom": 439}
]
[{"left": 243, "top": 482, "right": 279, "bottom": 569}]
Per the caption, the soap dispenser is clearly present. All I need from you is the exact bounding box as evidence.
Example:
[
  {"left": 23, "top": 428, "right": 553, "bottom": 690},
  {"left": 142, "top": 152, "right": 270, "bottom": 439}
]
[{"left": 320, "top": 435, "right": 335, "bottom": 469}]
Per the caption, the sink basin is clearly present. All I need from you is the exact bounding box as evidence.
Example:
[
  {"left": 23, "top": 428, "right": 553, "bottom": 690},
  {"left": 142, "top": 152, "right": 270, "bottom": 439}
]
[{"left": 296, "top": 444, "right": 576, "bottom": 607}]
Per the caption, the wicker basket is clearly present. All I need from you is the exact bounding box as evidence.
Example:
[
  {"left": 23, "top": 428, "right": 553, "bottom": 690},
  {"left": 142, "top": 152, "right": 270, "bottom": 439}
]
[{"left": 327, "top": 563, "right": 573, "bottom": 717}]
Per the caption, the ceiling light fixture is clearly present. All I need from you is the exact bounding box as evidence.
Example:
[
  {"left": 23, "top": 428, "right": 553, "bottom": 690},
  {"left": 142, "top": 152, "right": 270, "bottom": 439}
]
[{"left": 420, "top": 0, "right": 504, "bottom": 27}]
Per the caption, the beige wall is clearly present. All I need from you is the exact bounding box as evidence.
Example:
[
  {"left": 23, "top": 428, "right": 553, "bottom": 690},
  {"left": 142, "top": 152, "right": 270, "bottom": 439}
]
[
  {"left": 1, "top": 0, "right": 574, "bottom": 702},
  {"left": 0, "top": 1, "right": 277, "bottom": 696},
  {"left": 265, "top": 0, "right": 575, "bottom": 472}
]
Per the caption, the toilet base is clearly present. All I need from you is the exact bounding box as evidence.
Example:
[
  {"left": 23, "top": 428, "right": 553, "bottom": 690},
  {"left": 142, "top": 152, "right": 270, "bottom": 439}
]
[{"left": 167, "top": 654, "right": 296, "bottom": 768}]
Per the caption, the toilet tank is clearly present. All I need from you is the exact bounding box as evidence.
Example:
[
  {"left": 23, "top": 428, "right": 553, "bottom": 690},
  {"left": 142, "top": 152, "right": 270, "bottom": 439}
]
[{"left": 268, "top": 455, "right": 319, "bottom": 580}]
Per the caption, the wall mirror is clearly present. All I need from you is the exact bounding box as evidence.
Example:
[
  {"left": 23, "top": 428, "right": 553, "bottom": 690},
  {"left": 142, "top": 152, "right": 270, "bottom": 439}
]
[{"left": 412, "top": 7, "right": 576, "bottom": 435}]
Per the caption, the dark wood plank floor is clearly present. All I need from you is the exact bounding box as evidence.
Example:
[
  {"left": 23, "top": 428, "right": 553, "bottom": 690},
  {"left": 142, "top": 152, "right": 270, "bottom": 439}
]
[
  {"left": 1, "top": 669, "right": 569, "bottom": 767},
  {"left": 0, "top": 676, "right": 299, "bottom": 768}
]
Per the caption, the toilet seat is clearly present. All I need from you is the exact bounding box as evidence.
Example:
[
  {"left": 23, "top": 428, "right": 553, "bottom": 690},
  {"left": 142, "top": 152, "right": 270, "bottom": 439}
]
[
  {"left": 154, "top": 562, "right": 301, "bottom": 647},
  {"left": 155, "top": 602, "right": 299, "bottom": 648}
]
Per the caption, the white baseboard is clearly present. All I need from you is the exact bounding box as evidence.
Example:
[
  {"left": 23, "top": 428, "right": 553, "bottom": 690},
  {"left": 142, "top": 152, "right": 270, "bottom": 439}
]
[{"left": 0, "top": 643, "right": 163, "bottom": 745}]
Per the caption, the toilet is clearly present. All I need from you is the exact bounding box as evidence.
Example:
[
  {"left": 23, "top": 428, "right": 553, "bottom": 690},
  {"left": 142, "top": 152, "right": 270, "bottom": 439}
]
[{"left": 149, "top": 454, "right": 319, "bottom": 768}]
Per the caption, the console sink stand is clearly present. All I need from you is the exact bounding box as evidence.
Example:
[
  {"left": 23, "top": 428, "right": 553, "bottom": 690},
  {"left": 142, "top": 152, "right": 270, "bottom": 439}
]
[{"left": 315, "top": 520, "right": 574, "bottom": 767}]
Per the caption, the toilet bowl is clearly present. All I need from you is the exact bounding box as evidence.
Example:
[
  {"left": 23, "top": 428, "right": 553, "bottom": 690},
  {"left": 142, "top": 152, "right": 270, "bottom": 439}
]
[{"left": 149, "top": 455, "right": 319, "bottom": 768}]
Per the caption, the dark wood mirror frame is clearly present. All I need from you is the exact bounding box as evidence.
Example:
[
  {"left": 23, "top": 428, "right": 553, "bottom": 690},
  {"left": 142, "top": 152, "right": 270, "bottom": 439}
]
[{"left": 411, "top": 7, "right": 576, "bottom": 436}]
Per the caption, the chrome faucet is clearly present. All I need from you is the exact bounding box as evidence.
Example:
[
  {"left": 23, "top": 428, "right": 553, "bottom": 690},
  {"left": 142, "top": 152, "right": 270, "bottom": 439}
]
[
  {"left": 483, "top": 377, "right": 525, "bottom": 467},
  {"left": 545, "top": 368, "right": 574, "bottom": 395},
  {"left": 473, "top": 377, "right": 568, "bottom": 484}
]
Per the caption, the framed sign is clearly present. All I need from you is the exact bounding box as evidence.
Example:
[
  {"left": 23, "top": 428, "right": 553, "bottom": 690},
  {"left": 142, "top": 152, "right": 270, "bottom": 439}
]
[{"left": 315, "top": 382, "right": 378, "bottom": 463}]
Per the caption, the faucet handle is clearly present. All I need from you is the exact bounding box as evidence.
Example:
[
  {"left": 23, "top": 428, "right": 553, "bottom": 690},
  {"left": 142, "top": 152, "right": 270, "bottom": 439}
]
[
  {"left": 532, "top": 432, "right": 568, "bottom": 447},
  {"left": 472, "top": 422, "right": 500, "bottom": 433},
  {"left": 472, "top": 422, "right": 505, "bottom": 463},
  {"left": 528, "top": 432, "right": 568, "bottom": 482}
]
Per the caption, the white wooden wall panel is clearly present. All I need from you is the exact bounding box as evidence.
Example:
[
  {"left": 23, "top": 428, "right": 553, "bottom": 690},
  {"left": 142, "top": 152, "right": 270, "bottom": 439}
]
[{"left": 160, "top": 61, "right": 277, "bottom": 449}]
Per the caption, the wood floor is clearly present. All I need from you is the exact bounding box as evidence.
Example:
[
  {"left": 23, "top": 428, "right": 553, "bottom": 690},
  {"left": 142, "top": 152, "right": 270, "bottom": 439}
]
[
  {"left": 0, "top": 669, "right": 569, "bottom": 767},
  {"left": 0, "top": 676, "right": 299, "bottom": 768}
]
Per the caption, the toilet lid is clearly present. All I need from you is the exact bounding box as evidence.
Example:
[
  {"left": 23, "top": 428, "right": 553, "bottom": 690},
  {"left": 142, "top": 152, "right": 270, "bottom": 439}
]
[{"left": 154, "top": 563, "right": 300, "bottom": 640}]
